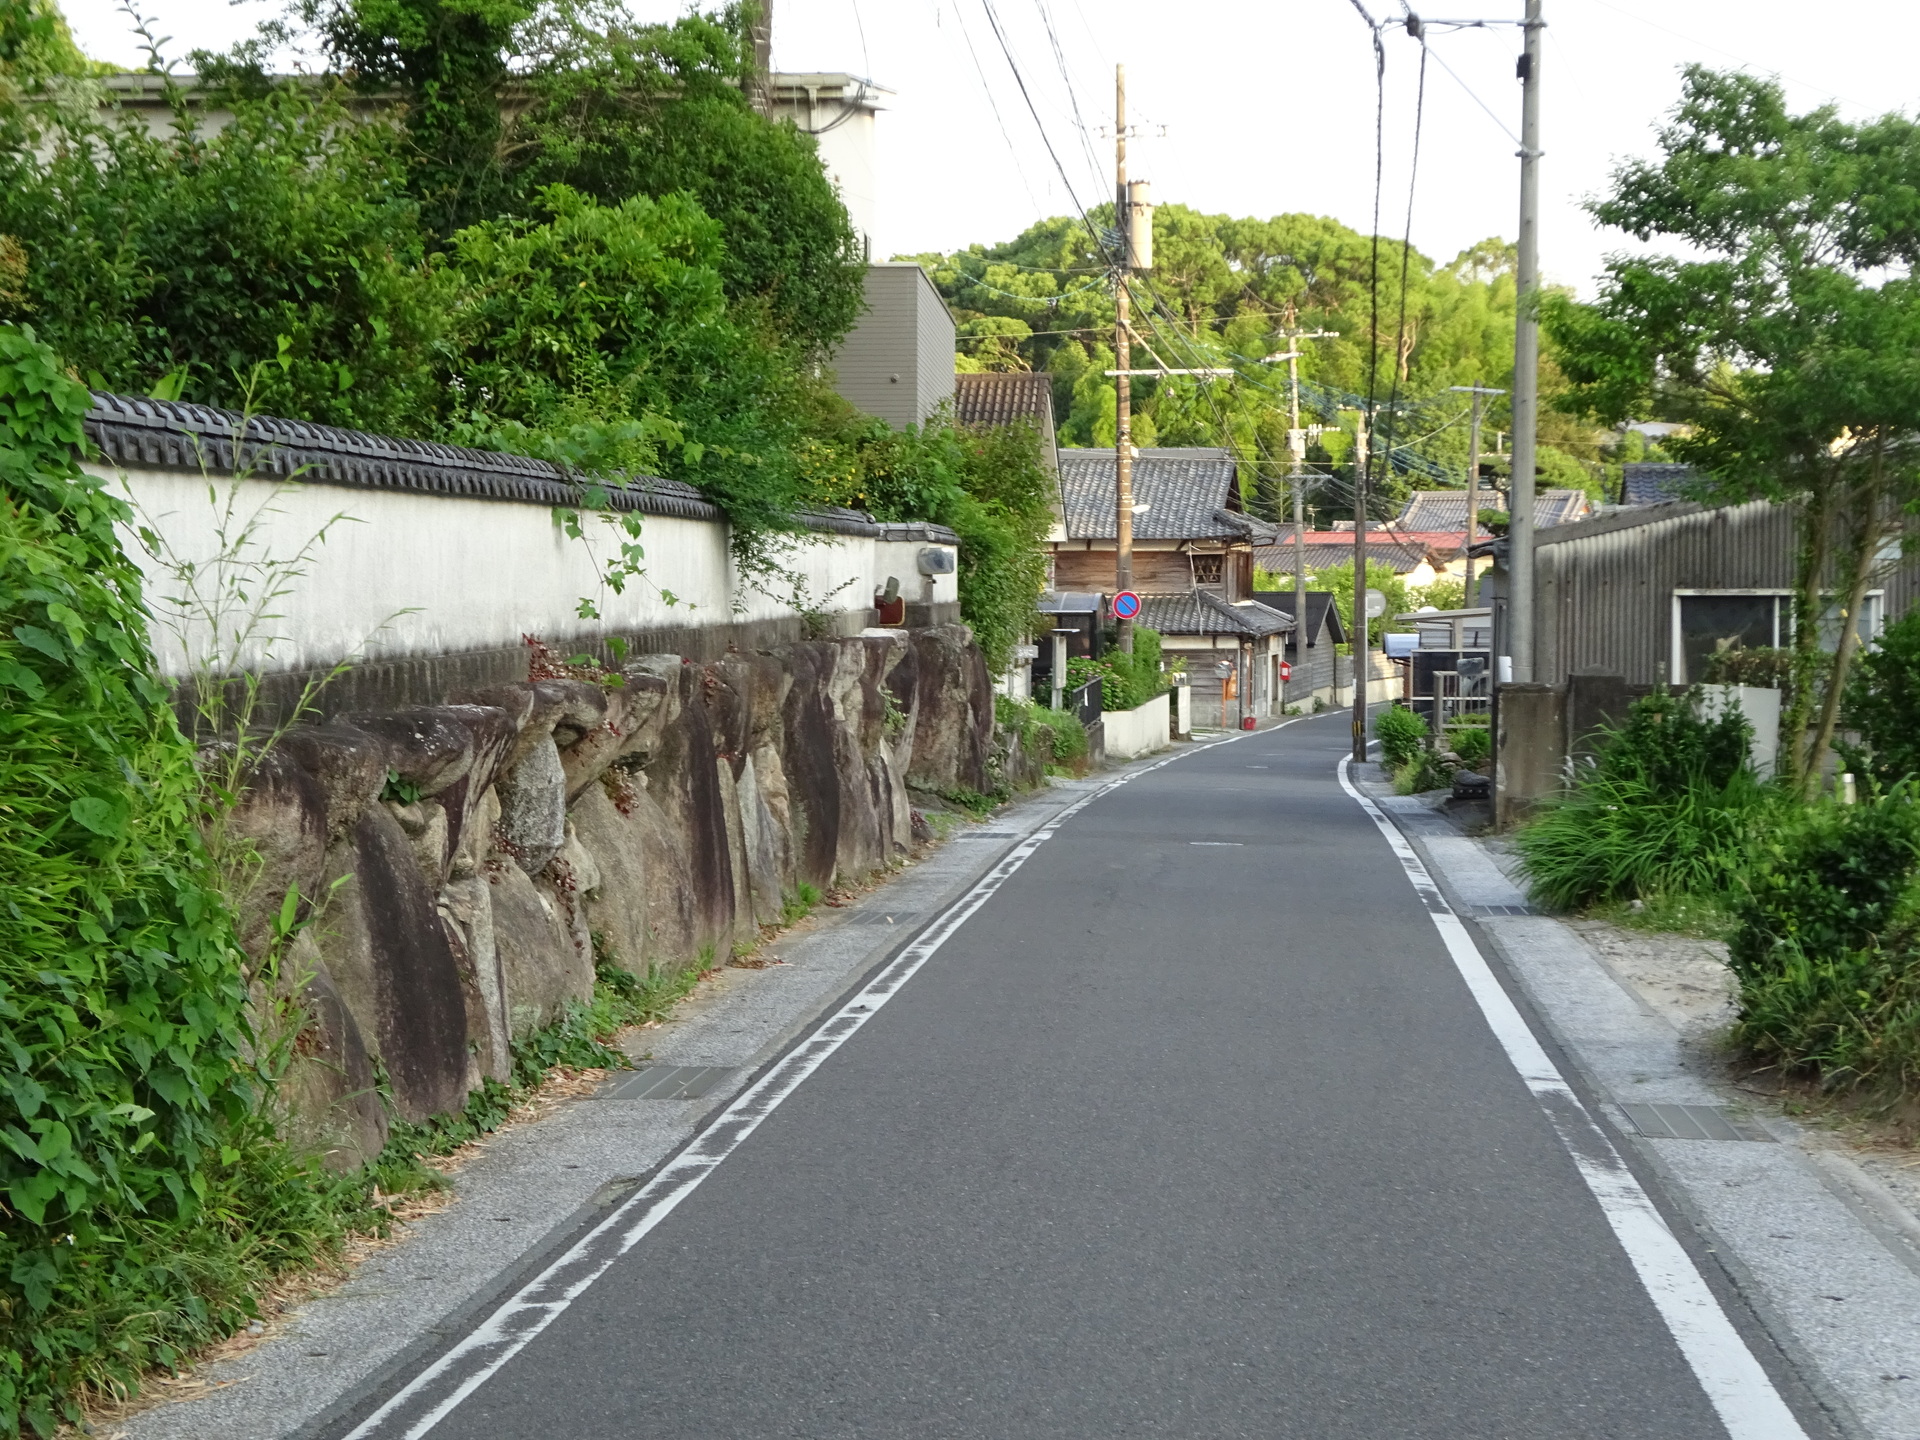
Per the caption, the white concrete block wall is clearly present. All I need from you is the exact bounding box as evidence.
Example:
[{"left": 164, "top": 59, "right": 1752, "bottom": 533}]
[{"left": 101, "top": 465, "right": 959, "bottom": 680}]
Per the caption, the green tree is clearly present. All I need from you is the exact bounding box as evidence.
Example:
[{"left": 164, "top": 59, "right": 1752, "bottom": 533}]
[{"left": 1544, "top": 67, "right": 1920, "bottom": 793}]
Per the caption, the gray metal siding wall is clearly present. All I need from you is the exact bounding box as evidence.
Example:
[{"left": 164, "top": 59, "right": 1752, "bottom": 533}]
[
  {"left": 831, "top": 265, "right": 955, "bottom": 429},
  {"left": 1533, "top": 499, "right": 1920, "bottom": 687},
  {"left": 915, "top": 268, "right": 956, "bottom": 421}
]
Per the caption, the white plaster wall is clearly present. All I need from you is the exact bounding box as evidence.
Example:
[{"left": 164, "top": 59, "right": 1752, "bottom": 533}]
[
  {"left": 1102, "top": 693, "right": 1171, "bottom": 760},
  {"left": 99, "top": 465, "right": 958, "bottom": 679}
]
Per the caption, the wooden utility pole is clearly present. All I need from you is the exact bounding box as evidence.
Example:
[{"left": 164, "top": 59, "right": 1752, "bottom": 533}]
[
  {"left": 1350, "top": 415, "right": 1370, "bottom": 762},
  {"left": 1113, "top": 63, "right": 1134, "bottom": 654},
  {"left": 1280, "top": 329, "right": 1335, "bottom": 707},
  {"left": 1450, "top": 384, "right": 1506, "bottom": 605}
]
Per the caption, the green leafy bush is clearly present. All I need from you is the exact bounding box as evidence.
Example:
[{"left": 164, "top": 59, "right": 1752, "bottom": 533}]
[
  {"left": 993, "top": 694, "right": 1087, "bottom": 767},
  {"left": 1728, "top": 794, "right": 1920, "bottom": 1090},
  {"left": 1065, "top": 628, "right": 1170, "bottom": 713},
  {"left": 1374, "top": 704, "right": 1427, "bottom": 769},
  {"left": 1515, "top": 689, "right": 1765, "bottom": 911},
  {"left": 1447, "top": 719, "right": 1491, "bottom": 769},
  {"left": 1843, "top": 609, "right": 1920, "bottom": 789}
]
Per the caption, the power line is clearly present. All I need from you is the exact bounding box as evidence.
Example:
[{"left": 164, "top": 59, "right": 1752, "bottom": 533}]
[
  {"left": 1376, "top": 40, "right": 1430, "bottom": 488},
  {"left": 1033, "top": 0, "right": 1106, "bottom": 196},
  {"left": 950, "top": 0, "right": 1047, "bottom": 216},
  {"left": 976, "top": 0, "right": 1115, "bottom": 263},
  {"left": 1425, "top": 38, "right": 1518, "bottom": 145}
]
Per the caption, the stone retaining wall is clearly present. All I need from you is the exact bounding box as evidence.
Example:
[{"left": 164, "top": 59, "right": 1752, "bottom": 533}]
[{"left": 232, "top": 625, "right": 994, "bottom": 1171}]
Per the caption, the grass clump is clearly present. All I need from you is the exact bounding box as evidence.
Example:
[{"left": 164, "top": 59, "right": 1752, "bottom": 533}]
[{"left": 1514, "top": 688, "right": 1771, "bottom": 912}]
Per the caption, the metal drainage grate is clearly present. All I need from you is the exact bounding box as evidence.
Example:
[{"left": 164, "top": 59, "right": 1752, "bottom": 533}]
[
  {"left": 1469, "top": 903, "right": 1542, "bottom": 918},
  {"left": 606, "top": 1066, "right": 736, "bottom": 1101},
  {"left": 1619, "top": 1102, "right": 1774, "bottom": 1143},
  {"left": 845, "top": 910, "right": 917, "bottom": 928},
  {"left": 954, "top": 830, "right": 1019, "bottom": 840}
]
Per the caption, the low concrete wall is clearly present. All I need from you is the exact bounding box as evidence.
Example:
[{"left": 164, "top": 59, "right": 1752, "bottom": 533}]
[
  {"left": 1495, "top": 682, "right": 1567, "bottom": 828},
  {"left": 1103, "top": 692, "right": 1172, "bottom": 760}
]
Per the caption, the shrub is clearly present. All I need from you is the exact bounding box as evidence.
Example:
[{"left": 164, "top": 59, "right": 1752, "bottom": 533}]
[
  {"left": 1729, "top": 793, "right": 1920, "bottom": 1090},
  {"left": 1842, "top": 608, "right": 1920, "bottom": 789},
  {"left": 1447, "top": 719, "right": 1491, "bottom": 769},
  {"left": 1065, "top": 628, "right": 1170, "bottom": 713},
  {"left": 1374, "top": 704, "right": 1427, "bottom": 769},
  {"left": 1515, "top": 689, "right": 1766, "bottom": 911}
]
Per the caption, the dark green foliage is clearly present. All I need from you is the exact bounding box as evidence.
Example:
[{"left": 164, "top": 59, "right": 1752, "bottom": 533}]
[
  {"left": 994, "top": 694, "right": 1087, "bottom": 768},
  {"left": 1589, "top": 687, "right": 1751, "bottom": 796},
  {"left": 1701, "top": 645, "right": 1797, "bottom": 711},
  {"left": 1447, "top": 718, "right": 1491, "bottom": 769},
  {"left": 805, "top": 408, "right": 1055, "bottom": 670},
  {"left": 1374, "top": 704, "right": 1427, "bottom": 769},
  {"left": 0, "top": 325, "right": 363, "bottom": 1434},
  {"left": 1728, "top": 795, "right": 1920, "bottom": 1092},
  {"left": 1731, "top": 795, "right": 1920, "bottom": 981},
  {"left": 0, "top": 83, "right": 448, "bottom": 434},
  {"left": 305, "top": 0, "right": 861, "bottom": 351},
  {"left": 1515, "top": 689, "right": 1766, "bottom": 911},
  {"left": 1065, "top": 628, "right": 1170, "bottom": 714},
  {"left": 1843, "top": 608, "right": 1920, "bottom": 789}
]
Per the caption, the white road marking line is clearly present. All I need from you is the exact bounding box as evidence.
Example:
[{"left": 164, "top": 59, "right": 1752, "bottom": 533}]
[
  {"left": 341, "top": 736, "right": 1240, "bottom": 1439},
  {"left": 1189, "top": 841, "right": 1244, "bottom": 846},
  {"left": 1336, "top": 758, "right": 1810, "bottom": 1440}
]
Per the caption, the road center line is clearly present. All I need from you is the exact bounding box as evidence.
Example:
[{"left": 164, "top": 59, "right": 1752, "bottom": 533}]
[
  {"left": 1336, "top": 758, "right": 1809, "bottom": 1440},
  {"left": 338, "top": 735, "right": 1244, "bottom": 1440}
]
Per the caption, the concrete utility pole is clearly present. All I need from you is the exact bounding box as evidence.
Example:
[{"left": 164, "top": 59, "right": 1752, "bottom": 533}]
[
  {"left": 1350, "top": 417, "right": 1370, "bottom": 762},
  {"left": 748, "top": 0, "right": 774, "bottom": 117},
  {"left": 1450, "top": 384, "right": 1506, "bottom": 605},
  {"left": 1507, "top": 0, "right": 1543, "bottom": 682},
  {"left": 1113, "top": 63, "right": 1135, "bottom": 654}
]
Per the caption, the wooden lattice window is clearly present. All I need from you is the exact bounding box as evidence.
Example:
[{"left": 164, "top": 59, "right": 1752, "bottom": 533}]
[{"left": 1191, "top": 554, "right": 1224, "bottom": 586}]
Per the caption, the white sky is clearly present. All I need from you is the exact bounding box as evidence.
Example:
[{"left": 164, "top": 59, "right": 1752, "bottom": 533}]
[{"left": 60, "top": 1, "right": 1920, "bottom": 297}]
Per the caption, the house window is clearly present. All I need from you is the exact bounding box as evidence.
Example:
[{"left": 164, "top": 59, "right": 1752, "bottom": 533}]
[
  {"left": 1671, "top": 590, "right": 1883, "bottom": 683},
  {"left": 1191, "top": 554, "right": 1224, "bottom": 587}
]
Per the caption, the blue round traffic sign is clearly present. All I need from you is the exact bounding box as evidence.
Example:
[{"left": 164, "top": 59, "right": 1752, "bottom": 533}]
[{"left": 1112, "top": 590, "right": 1142, "bottom": 620}]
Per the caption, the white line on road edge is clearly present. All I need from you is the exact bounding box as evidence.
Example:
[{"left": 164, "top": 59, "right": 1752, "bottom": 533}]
[
  {"left": 340, "top": 736, "right": 1237, "bottom": 1440},
  {"left": 1336, "top": 758, "right": 1809, "bottom": 1440}
]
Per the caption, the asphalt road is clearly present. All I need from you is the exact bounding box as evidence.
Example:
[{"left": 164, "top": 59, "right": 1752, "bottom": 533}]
[{"left": 335, "top": 712, "right": 1810, "bottom": 1439}]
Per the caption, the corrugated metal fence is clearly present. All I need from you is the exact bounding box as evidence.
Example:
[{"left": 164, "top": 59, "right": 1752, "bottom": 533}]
[{"left": 1532, "top": 499, "right": 1920, "bottom": 688}]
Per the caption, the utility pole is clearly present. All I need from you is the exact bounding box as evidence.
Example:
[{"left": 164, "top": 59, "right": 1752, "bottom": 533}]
[
  {"left": 1113, "top": 63, "right": 1134, "bottom": 654},
  {"left": 1449, "top": 384, "right": 1506, "bottom": 606},
  {"left": 747, "top": 0, "right": 774, "bottom": 117},
  {"left": 1508, "top": 0, "right": 1543, "bottom": 682},
  {"left": 1278, "top": 329, "right": 1335, "bottom": 708},
  {"left": 1350, "top": 417, "right": 1370, "bottom": 762}
]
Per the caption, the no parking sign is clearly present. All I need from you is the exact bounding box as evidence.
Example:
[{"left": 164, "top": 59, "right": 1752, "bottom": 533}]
[{"left": 1112, "top": 590, "right": 1142, "bottom": 621}]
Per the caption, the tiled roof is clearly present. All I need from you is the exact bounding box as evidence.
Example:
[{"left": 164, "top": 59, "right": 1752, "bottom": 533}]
[
  {"left": 1057, "top": 447, "right": 1261, "bottom": 541},
  {"left": 82, "top": 392, "right": 959, "bottom": 543},
  {"left": 1396, "top": 488, "right": 1590, "bottom": 530},
  {"left": 954, "top": 372, "right": 1055, "bottom": 430},
  {"left": 1622, "top": 463, "right": 1699, "bottom": 505},
  {"left": 1136, "top": 590, "right": 1293, "bottom": 638},
  {"left": 1250, "top": 591, "right": 1348, "bottom": 646},
  {"left": 1255, "top": 540, "right": 1442, "bottom": 576}
]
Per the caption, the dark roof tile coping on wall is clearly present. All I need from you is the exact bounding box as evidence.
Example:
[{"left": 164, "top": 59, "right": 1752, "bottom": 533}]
[{"left": 82, "top": 392, "right": 959, "bottom": 545}]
